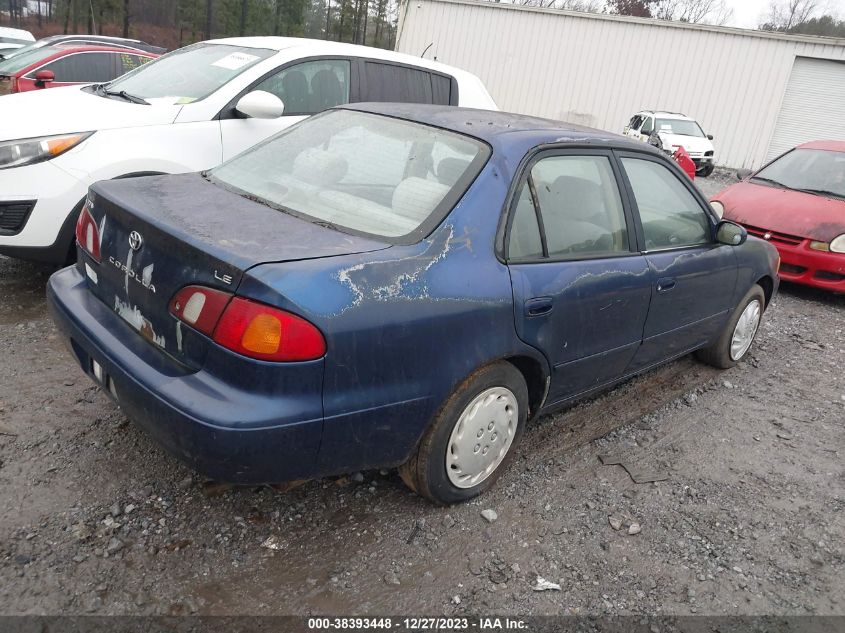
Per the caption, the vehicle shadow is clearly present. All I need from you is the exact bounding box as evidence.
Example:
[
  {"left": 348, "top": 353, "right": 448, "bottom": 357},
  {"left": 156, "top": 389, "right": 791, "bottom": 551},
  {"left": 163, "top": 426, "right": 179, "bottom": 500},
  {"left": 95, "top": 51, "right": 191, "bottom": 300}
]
[{"left": 0, "top": 255, "right": 60, "bottom": 325}]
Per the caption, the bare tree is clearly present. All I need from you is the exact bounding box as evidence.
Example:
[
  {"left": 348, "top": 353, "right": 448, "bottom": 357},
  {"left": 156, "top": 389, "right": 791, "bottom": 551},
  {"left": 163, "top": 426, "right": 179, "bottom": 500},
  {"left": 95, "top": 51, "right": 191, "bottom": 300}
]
[
  {"left": 763, "top": 0, "right": 818, "bottom": 30},
  {"left": 508, "top": 0, "right": 603, "bottom": 11},
  {"left": 654, "top": 0, "right": 734, "bottom": 25}
]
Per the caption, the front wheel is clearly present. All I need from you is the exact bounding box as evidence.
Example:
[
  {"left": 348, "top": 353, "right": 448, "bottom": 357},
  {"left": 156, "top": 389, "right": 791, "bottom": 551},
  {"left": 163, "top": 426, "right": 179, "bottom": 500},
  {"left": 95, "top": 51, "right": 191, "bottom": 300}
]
[
  {"left": 697, "top": 164, "right": 715, "bottom": 177},
  {"left": 399, "top": 362, "right": 528, "bottom": 504},
  {"left": 696, "top": 285, "right": 765, "bottom": 369}
]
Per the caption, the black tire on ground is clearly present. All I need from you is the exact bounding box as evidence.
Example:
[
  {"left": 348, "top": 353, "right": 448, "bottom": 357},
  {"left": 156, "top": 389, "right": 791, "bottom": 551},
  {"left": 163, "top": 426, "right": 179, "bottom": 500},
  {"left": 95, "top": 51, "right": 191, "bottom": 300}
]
[
  {"left": 698, "top": 164, "right": 715, "bottom": 177},
  {"left": 399, "top": 361, "right": 529, "bottom": 505},
  {"left": 696, "top": 284, "right": 765, "bottom": 370}
]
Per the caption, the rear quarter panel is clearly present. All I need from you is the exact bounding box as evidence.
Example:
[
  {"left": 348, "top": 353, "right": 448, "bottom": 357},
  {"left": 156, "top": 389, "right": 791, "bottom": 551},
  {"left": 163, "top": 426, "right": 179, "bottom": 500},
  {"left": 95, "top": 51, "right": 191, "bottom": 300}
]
[{"left": 241, "top": 158, "right": 546, "bottom": 474}]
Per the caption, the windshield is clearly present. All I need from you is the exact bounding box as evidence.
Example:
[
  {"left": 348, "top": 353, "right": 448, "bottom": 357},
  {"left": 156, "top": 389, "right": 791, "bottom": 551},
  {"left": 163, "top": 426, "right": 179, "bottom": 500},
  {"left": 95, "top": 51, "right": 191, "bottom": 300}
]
[
  {"left": 754, "top": 148, "right": 845, "bottom": 200},
  {"left": 104, "top": 42, "right": 274, "bottom": 103},
  {"left": 0, "top": 45, "right": 58, "bottom": 75},
  {"left": 210, "top": 110, "right": 489, "bottom": 240},
  {"left": 655, "top": 118, "right": 705, "bottom": 138}
]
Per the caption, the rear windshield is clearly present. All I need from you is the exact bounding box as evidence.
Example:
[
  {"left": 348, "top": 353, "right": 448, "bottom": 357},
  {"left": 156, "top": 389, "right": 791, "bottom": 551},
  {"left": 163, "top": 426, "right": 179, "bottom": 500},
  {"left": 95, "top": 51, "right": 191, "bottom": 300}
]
[
  {"left": 104, "top": 42, "right": 274, "bottom": 103},
  {"left": 0, "top": 45, "right": 58, "bottom": 75},
  {"left": 209, "top": 109, "right": 489, "bottom": 241},
  {"left": 655, "top": 118, "right": 705, "bottom": 138}
]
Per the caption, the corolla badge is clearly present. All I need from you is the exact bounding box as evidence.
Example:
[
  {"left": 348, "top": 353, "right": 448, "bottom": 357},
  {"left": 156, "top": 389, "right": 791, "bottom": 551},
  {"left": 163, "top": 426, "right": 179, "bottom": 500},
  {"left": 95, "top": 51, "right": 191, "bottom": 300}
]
[{"left": 128, "top": 231, "right": 144, "bottom": 251}]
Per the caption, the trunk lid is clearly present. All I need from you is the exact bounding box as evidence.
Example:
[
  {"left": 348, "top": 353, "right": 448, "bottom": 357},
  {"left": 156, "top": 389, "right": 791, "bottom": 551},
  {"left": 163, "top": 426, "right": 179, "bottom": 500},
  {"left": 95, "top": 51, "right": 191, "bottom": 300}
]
[{"left": 85, "top": 173, "right": 390, "bottom": 365}]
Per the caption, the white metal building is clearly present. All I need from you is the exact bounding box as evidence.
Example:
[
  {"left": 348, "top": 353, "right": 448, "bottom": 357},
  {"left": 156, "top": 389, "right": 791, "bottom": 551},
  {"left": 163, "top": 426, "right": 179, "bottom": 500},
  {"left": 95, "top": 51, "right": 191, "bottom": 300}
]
[{"left": 396, "top": 0, "right": 845, "bottom": 168}]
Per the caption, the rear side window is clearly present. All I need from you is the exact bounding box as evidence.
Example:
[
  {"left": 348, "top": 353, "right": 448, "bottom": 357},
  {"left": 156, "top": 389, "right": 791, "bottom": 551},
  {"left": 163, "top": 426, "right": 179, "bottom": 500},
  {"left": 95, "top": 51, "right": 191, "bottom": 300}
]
[
  {"left": 255, "top": 59, "right": 350, "bottom": 116},
  {"left": 363, "top": 61, "right": 451, "bottom": 105},
  {"left": 39, "top": 52, "right": 117, "bottom": 83},
  {"left": 621, "top": 157, "right": 711, "bottom": 250},
  {"left": 119, "top": 53, "right": 151, "bottom": 74},
  {"left": 509, "top": 155, "right": 629, "bottom": 259}
]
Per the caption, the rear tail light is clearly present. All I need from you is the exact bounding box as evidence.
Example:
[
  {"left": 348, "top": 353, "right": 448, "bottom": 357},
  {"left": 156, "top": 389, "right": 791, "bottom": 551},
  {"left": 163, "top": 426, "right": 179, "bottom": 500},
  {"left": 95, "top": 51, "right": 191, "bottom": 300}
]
[
  {"left": 169, "top": 286, "right": 233, "bottom": 336},
  {"left": 75, "top": 202, "right": 101, "bottom": 262},
  {"left": 169, "top": 287, "right": 326, "bottom": 362}
]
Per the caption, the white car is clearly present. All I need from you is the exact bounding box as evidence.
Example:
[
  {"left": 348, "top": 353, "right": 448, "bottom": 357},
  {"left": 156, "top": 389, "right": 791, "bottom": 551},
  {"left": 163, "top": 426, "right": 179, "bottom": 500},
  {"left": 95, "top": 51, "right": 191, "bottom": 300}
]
[
  {"left": 0, "top": 26, "right": 34, "bottom": 57},
  {"left": 624, "top": 110, "right": 715, "bottom": 177},
  {"left": 0, "top": 37, "right": 496, "bottom": 263}
]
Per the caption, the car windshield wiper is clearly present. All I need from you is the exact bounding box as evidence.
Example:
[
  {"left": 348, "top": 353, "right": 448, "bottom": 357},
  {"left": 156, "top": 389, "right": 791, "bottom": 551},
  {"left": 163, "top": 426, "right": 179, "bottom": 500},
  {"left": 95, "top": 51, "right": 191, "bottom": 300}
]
[
  {"left": 794, "top": 188, "right": 845, "bottom": 200},
  {"left": 104, "top": 88, "right": 150, "bottom": 105},
  {"left": 751, "top": 176, "right": 788, "bottom": 188}
]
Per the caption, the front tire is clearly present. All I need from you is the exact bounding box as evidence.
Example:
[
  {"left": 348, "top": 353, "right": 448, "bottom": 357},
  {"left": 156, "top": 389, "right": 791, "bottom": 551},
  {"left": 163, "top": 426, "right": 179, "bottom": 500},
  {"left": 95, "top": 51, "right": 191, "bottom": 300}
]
[
  {"left": 696, "top": 285, "right": 765, "bottom": 369},
  {"left": 399, "top": 362, "right": 528, "bottom": 504},
  {"left": 697, "top": 164, "right": 715, "bottom": 177}
]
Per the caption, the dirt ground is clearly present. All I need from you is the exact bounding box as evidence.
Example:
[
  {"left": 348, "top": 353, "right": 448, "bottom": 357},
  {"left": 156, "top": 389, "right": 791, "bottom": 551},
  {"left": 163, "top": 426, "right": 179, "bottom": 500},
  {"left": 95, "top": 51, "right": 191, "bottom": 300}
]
[{"left": 0, "top": 172, "right": 843, "bottom": 617}]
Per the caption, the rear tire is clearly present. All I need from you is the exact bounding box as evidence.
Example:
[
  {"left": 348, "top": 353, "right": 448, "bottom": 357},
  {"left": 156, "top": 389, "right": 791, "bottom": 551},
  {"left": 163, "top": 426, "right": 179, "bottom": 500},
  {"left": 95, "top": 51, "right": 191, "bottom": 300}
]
[
  {"left": 696, "top": 285, "right": 765, "bottom": 369},
  {"left": 399, "top": 362, "right": 528, "bottom": 504}
]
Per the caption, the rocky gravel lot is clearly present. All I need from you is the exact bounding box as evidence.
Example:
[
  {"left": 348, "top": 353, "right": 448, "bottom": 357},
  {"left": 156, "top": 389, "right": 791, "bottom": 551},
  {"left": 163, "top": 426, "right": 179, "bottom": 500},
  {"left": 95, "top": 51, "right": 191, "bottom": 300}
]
[{"left": 0, "top": 172, "right": 843, "bottom": 617}]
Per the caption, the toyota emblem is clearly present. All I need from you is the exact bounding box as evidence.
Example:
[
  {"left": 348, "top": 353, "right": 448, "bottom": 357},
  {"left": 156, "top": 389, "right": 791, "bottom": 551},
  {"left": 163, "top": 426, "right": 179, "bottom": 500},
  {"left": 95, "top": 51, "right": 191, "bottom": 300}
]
[
  {"left": 763, "top": 232, "right": 772, "bottom": 241},
  {"left": 128, "top": 231, "right": 144, "bottom": 251}
]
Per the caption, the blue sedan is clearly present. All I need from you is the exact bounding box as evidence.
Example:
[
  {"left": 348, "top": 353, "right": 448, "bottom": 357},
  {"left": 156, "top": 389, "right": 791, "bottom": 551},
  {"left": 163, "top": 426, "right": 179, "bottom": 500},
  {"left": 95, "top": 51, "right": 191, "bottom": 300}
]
[{"left": 47, "top": 104, "right": 779, "bottom": 504}]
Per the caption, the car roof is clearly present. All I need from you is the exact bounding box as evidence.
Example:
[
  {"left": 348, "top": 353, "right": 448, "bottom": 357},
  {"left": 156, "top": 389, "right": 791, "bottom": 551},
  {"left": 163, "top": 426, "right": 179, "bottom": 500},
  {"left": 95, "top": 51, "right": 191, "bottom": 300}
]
[
  {"left": 341, "top": 103, "right": 650, "bottom": 151},
  {"left": 798, "top": 140, "right": 845, "bottom": 152},
  {"left": 204, "top": 36, "right": 480, "bottom": 80},
  {"left": 637, "top": 110, "right": 693, "bottom": 120},
  {"left": 43, "top": 34, "right": 146, "bottom": 44},
  {"left": 50, "top": 43, "right": 157, "bottom": 54}
]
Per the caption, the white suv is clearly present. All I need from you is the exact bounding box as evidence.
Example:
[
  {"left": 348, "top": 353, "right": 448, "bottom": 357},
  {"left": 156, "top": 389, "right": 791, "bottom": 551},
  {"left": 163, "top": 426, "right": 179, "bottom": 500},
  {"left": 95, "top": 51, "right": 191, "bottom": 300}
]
[
  {"left": 0, "top": 37, "right": 496, "bottom": 263},
  {"left": 624, "top": 110, "right": 715, "bottom": 177}
]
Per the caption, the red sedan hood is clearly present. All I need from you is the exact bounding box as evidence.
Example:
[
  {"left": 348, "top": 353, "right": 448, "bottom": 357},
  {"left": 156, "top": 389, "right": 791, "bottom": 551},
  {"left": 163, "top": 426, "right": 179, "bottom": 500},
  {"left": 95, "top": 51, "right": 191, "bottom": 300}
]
[{"left": 716, "top": 181, "right": 845, "bottom": 242}]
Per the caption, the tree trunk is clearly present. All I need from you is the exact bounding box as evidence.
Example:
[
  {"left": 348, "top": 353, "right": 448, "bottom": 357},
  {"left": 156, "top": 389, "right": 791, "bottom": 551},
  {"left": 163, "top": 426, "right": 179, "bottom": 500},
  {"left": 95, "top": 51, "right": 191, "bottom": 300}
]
[
  {"left": 239, "top": 0, "right": 247, "bottom": 36},
  {"left": 325, "top": 0, "right": 332, "bottom": 40},
  {"left": 205, "top": 0, "right": 213, "bottom": 39},
  {"left": 123, "top": 0, "right": 130, "bottom": 37}
]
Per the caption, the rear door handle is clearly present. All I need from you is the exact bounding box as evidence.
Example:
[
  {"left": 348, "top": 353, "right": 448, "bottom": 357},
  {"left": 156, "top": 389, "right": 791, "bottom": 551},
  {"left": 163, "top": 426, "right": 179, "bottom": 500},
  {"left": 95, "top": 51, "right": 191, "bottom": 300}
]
[
  {"left": 524, "top": 297, "right": 553, "bottom": 317},
  {"left": 657, "top": 277, "right": 676, "bottom": 292}
]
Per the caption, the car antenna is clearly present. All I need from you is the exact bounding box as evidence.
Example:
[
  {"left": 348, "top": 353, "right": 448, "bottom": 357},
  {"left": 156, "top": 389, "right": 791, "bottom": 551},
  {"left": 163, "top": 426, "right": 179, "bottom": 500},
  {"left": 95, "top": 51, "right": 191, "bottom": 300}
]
[{"left": 420, "top": 43, "right": 433, "bottom": 58}]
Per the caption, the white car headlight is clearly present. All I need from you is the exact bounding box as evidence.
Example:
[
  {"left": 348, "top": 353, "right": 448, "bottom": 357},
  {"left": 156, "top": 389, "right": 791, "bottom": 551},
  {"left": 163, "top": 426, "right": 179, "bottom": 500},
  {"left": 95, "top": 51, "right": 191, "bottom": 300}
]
[
  {"left": 0, "top": 132, "right": 93, "bottom": 170},
  {"left": 830, "top": 234, "right": 845, "bottom": 254},
  {"left": 710, "top": 200, "right": 725, "bottom": 219}
]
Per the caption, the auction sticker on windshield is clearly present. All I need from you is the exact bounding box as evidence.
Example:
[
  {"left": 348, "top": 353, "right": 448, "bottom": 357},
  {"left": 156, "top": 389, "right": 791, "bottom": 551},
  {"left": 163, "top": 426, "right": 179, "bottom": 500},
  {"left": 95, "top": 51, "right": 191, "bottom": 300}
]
[{"left": 212, "top": 52, "right": 260, "bottom": 70}]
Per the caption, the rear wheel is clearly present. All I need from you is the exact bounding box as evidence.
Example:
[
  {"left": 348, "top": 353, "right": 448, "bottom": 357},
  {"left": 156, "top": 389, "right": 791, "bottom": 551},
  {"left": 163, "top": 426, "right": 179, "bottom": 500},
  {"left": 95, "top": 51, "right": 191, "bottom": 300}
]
[
  {"left": 696, "top": 285, "right": 765, "bottom": 369},
  {"left": 399, "top": 362, "right": 528, "bottom": 504}
]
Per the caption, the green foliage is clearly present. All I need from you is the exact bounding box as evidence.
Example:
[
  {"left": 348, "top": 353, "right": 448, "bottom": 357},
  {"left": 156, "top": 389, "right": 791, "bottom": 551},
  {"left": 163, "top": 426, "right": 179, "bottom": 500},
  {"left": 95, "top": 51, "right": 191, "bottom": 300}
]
[{"left": 10, "top": 0, "right": 398, "bottom": 49}]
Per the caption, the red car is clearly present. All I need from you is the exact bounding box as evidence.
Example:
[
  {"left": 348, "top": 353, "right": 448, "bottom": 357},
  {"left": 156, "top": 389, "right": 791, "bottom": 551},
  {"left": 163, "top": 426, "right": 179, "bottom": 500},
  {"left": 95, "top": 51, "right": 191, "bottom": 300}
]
[
  {"left": 712, "top": 141, "right": 845, "bottom": 293},
  {"left": 0, "top": 44, "right": 156, "bottom": 96}
]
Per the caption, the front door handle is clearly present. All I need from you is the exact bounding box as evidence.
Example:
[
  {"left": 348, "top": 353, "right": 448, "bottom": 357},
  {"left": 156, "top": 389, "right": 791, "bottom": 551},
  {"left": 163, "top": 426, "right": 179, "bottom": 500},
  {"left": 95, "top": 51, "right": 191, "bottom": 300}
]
[
  {"left": 657, "top": 277, "right": 676, "bottom": 292},
  {"left": 524, "top": 297, "right": 553, "bottom": 317}
]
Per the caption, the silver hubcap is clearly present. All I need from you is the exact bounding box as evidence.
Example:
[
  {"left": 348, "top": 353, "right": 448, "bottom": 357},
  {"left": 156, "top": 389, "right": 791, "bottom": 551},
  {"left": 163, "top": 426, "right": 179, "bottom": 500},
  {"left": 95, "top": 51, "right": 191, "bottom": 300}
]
[
  {"left": 446, "top": 387, "right": 518, "bottom": 489},
  {"left": 730, "top": 299, "right": 761, "bottom": 361}
]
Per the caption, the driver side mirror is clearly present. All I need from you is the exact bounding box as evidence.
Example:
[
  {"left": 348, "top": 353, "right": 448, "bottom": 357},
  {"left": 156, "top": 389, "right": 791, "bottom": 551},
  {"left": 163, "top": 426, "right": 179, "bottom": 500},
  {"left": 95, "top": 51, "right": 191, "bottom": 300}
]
[
  {"left": 34, "top": 69, "right": 55, "bottom": 88},
  {"left": 707, "top": 134, "right": 714, "bottom": 141},
  {"left": 716, "top": 220, "right": 747, "bottom": 246},
  {"left": 736, "top": 168, "right": 753, "bottom": 180},
  {"left": 235, "top": 90, "right": 285, "bottom": 119}
]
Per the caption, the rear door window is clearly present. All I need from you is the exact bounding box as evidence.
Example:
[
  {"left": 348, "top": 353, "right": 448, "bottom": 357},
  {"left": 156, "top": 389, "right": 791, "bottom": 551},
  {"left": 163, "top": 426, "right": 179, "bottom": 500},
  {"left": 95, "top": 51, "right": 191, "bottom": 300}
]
[
  {"left": 362, "top": 61, "right": 452, "bottom": 105},
  {"left": 254, "top": 59, "right": 350, "bottom": 116}
]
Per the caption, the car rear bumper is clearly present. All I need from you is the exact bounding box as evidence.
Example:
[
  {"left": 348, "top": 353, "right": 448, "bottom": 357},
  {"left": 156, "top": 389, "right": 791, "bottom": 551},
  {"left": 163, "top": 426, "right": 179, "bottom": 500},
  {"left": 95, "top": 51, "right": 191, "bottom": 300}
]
[{"left": 47, "top": 266, "right": 326, "bottom": 484}]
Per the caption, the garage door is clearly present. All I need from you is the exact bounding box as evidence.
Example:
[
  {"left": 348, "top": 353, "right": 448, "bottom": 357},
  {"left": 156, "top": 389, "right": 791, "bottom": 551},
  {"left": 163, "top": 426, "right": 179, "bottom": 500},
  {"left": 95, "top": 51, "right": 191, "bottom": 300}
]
[{"left": 767, "top": 57, "right": 845, "bottom": 161}]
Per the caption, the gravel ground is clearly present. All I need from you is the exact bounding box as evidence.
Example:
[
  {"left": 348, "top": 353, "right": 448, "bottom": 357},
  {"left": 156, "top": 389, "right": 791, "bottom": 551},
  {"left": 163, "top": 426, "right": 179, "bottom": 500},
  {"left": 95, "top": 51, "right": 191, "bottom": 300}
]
[{"left": 0, "top": 170, "right": 843, "bottom": 616}]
